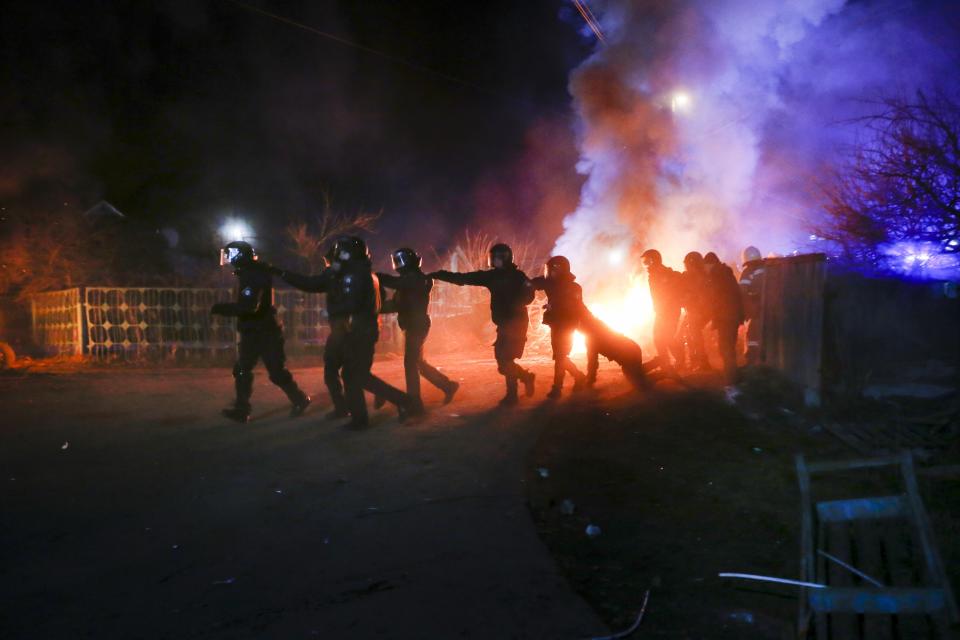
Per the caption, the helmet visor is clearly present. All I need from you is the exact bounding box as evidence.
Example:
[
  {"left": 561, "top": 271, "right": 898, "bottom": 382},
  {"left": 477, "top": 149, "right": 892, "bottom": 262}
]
[{"left": 220, "top": 247, "right": 242, "bottom": 266}]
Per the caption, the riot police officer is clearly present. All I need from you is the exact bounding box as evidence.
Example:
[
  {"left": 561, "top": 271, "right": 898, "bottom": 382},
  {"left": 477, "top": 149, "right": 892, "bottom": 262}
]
[
  {"left": 211, "top": 240, "right": 310, "bottom": 423},
  {"left": 430, "top": 243, "right": 536, "bottom": 406},
  {"left": 377, "top": 247, "right": 459, "bottom": 413},
  {"left": 704, "top": 251, "right": 744, "bottom": 385},
  {"left": 276, "top": 237, "right": 411, "bottom": 429},
  {"left": 641, "top": 249, "right": 684, "bottom": 373},
  {"left": 738, "top": 246, "right": 765, "bottom": 366},
  {"left": 680, "top": 251, "right": 711, "bottom": 372},
  {"left": 530, "top": 255, "right": 587, "bottom": 398}
]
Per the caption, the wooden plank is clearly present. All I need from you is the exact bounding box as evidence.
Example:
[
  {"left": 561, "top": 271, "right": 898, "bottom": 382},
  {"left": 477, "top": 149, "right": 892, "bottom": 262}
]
[
  {"left": 808, "top": 455, "right": 902, "bottom": 474},
  {"left": 816, "top": 496, "right": 907, "bottom": 523},
  {"left": 853, "top": 520, "right": 894, "bottom": 639},
  {"left": 826, "top": 520, "right": 859, "bottom": 638},
  {"left": 808, "top": 588, "right": 949, "bottom": 614},
  {"left": 879, "top": 520, "right": 931, "bottom": 639},
  {"left": 796, "top": 455, "right": 816, "bottom": 639}
]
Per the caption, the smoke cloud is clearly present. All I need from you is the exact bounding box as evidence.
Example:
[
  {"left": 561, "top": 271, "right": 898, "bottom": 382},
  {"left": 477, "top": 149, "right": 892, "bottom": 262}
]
[{"left": 554, "top": 0, "right": 959, "bottom": 293}]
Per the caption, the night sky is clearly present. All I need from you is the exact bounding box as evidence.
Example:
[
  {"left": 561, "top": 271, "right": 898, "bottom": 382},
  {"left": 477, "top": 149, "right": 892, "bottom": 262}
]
[{"left": 2, "top": 0, "right": 590, "bottom": 258}]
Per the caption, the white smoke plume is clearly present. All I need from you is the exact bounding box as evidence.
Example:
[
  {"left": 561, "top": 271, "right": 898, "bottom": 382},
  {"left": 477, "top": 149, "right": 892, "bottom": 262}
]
[{"left": 554, "top": 0, "right": 958, "bottom": 295}]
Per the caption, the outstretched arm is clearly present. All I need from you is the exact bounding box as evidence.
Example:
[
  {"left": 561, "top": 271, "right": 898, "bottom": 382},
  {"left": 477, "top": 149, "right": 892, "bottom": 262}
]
[
  {"left": 278, "top": 268, "right": 334, "bottom": 293},
  {"left": 428, "top": 269, "right": 490, "bottom": 287}
]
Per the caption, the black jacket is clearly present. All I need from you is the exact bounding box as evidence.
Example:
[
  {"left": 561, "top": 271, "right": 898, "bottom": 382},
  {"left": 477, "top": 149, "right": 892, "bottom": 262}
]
[
  {"left": 431, "top": 265, "right": 533, "bottom": 326},
  {"left": 377, "top": 269, "right": 432, "bottom": 331},
  {"left": 282, "top": 260, "right": 380, "bottom": 328},
  {"left": 706, "top": 263, "right": 745, "bottom": 325},
  {"left": 530, "top": 274, "right": 583, "bottom": 329},
  {"left": 647, "top": 264, "right": 684, "bottom": 316},
  {"left": 211, "top": 263, "right": 279, "bottom": 332}
]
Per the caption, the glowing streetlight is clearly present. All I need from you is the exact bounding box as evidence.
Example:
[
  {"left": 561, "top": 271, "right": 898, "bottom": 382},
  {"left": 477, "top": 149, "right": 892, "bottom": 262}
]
[
  {"left": 219, "top": 218, "right": 253, "bottom": 243},
  {"left": 671, "top": 91, "right": 691, "bottom": 113}
]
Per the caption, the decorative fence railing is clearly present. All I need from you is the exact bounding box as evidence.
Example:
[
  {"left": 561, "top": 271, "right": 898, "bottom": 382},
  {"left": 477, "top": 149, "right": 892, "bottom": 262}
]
[{"left": 30, "top": 286, "right": 401, "bottom": 361}]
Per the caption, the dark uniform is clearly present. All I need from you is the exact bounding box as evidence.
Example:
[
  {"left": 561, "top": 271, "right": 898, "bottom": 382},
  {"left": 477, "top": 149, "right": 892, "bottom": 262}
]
[
  {"left": 530, "top": 255, "right": 586, "bottom": 397},
  {"left": 279, "top": 238, "right": 410, "bottom": 428},
  {"left": 704, "top": 252, "right": 744, "bottom": 385},
  {"left": 680, "top": 251, "right": 711, "bottom": 371},
  {"left": 212, "top": 243, "right": 309, "bottom": 422},
  {"left": 430, "top": 244, "right": 535, "bottom": 406},
  {"left": 378, "top": 250, "right": 458, "bottom": 411},
  {"left": 641, "top": 250, "right": 684, "bottom": 372},
  {"left": 738, "top": 247, "right": 765, "bottom": 366},
  {"left": 581, "top": 307, "right": 648, "bottom": 390}
]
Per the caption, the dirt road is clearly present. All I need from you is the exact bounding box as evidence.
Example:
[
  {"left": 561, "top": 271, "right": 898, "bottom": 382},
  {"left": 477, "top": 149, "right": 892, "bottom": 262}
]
[{"left": 1, "top": 354, "right": 610, "bottom": 639}]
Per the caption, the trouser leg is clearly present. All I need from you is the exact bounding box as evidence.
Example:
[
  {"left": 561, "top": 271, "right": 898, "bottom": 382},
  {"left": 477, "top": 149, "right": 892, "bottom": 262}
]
[
  {"left": 341, "top": 335, "right": 374, "bottom": 422},
  {"left": 552, "top": 359, "right": 566, "bottom": 389},
  {"left": 495, "top": 319, "right": 529, "bottom": 399},
  {"left": 586, "top": 341, "right": 599, "bottom": 384},
  {"left": 261, "top": 329, "right": 307, "bottom": 405},
  {"left": 653, "top": 311, "right": 680, "bottom": 369},
  {"left": 233, "top": 332, "right": 260, "bottom": 411},
  {"left": 323, "top": 330, "right": 347, "bottom": 413},
  {"left": 717, "top": 320, "right": 739, "bottom": 384},
  {"left": 403, "top": 329, "right": 424, "bottom": 404}
]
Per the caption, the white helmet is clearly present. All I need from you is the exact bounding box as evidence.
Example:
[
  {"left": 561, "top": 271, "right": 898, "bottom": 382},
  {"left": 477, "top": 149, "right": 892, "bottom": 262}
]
[{"left": 741, "top": 246, "right": 762, "bottom": 265}]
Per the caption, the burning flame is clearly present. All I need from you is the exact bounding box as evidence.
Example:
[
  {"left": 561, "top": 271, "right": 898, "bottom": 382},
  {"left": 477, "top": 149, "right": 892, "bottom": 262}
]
[{"left": 572, "top": 274, "right": 654, "bottom": 354}]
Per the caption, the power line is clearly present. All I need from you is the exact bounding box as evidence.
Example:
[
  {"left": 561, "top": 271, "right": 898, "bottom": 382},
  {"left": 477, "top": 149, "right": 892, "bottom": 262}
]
[{"left": 221, "top": 0, "right": 504, "bottom": 98}]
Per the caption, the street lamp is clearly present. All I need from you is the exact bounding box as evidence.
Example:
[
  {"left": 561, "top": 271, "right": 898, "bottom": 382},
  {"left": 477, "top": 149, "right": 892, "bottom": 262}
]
[{"left": 219, "top": 218, "right": 253, "bottom": 243}]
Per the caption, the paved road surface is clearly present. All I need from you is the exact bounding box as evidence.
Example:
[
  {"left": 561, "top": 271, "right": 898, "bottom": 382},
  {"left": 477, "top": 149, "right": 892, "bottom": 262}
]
[{"left": 1, "top": 354, "right": 609, "bottom": 639}]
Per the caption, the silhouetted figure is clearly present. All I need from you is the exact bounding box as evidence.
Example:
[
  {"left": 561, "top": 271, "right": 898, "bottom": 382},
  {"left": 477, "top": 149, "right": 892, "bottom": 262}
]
[
  {"left": 430, "top": 243, "right": 536, "bottom": 406},
  {"left": 277, "top": 237, "right": 411, "bottom": 429},
  {"left": 738, "top": 246, "right": 765, "bottom": 366},
  {"left": 530, "top": 256, "right": 586, "bottom": 398},
  {"left": 680, "top": 251, "right": 711, "bottom": 372},
  {"left": 377, "top": 247, "right": 459, "bottom": 413},
  {"left": 641, "top": 249, "right": 684, "bottom": 373},
  {"left": 211, "top": 240, "right": 310, "bottom": 423},
  {"left": 703, "top": 251, "right": 744, "bottom": 385},
  {"left": 580, "top": 308, "right": 649, "bottom": 391}
]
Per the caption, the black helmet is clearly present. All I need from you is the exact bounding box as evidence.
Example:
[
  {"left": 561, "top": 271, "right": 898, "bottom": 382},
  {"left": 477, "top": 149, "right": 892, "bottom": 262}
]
[
  {"left": 391, "top": 247, "right": 421, "bottom": 271},
  {"left": 333, "top": 236, "right": 371, "bottom": 263},
  {"left": 640, "top": 249, "right": 662, "bottom": 267},
  {"left": 220, "top": 240, "right": 256, "bottom": 268},
  {"left": 544, "top": 255, "right": 571, "bottom": 279},
  {"left": 683, "top": 251, "right": 704, "bottom": 270},
  {"left": 488, "top": 243, "right": 513, "bottom": 269},
  {"left": 703, "top": 251, "right": 720, "bottom": 265}
]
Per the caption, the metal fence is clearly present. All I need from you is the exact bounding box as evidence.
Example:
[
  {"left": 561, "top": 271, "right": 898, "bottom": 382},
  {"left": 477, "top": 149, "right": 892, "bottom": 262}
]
[
  {"left": 30, "top": 288, "right": 84, "bottom": 356},
  {"left": 759, "top": 253, "right": 827, "bottom": 405},
  {"left": 30, "top": 286, "right": 401, "bottom": 361}
]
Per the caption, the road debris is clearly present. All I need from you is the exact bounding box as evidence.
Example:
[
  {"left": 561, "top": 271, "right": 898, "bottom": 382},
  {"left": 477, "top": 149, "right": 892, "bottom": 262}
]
[
  {"left": 585, "top": 524, "right": 602, "bottom": 538},
  {"left": 586, "top": 589, "right": 650, "bottom": 640},
  {"left": 61, "top": 442, "right": 69, "bottom": 450},
  {"left": 560, "top": 499, "right": 576, "bottom": 515},
  {"left": 536, "top": 467, "right": 550, "bottom": 478}
]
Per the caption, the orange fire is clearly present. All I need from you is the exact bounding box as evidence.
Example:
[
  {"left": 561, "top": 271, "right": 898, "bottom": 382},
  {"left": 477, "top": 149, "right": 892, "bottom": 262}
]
[{"left": 571, "top": 273, "right": 654, "bottom": 354}]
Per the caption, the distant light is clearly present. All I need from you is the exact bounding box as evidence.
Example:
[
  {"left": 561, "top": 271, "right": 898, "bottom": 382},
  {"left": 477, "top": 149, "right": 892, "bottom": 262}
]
[
  {"left": 219, "top": 219, "right": 253, "bottom": 243},
  {"left": 608, "top": 248, "right": 626, "bottom": 265},
  {"left": 809, "top": 234, "right": 818, "bottom": 241},
  {"left": 671, "top": 91, "right": 691, "bottom": 113}
]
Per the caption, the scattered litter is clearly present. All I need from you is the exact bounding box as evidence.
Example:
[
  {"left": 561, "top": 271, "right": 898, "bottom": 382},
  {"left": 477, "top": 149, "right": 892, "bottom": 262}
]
[
  {"left": 536, "top": 467, "right": 550, "bottom": 479},
  {"left": 587, "top": 589, "right": 650, "bottom": 640},
  {"left": 9, "top": 478, "right": 14, "bottom": 481},
  {"left": 61, "top": 442, "right": 69, "bottom": 450},
  {"left": 212, "top": 577, "right": 235, "bottom": 585},
  {"left": 780, "top": 407, "right": 795, "bottom": 415},
  {"left": 145, "top": 527, "right": 151, "bottom": 532},
  {"left": 728, "top": 611, "right": 755, "bottom": 624},
  {"left": 752, "top": 447, "right": 763, "bottom": 453},
  {"left": 274, "top": 489, "right": 283, "bottom": 495},
  {"left": 723, "top": 386, "right": 741, "bottom": 404},
  {"left": 323, "top": 537, "right": 330, "bottom": 545},
  {"left": 718, "top": 572, "right": 825, "bottom": 589},
  {"left": 560, "top": 499, "right": 576, "bottom": 515},
  {"left": 366, "top": 506, "right": 379, "bottom": 511},
  {"left": 585, "top": 524, "right": 602, "bottom": 538},
  {"left": 171, "top": 544, "right": 179, "bottom": 550},
  {"left": 449, "top": 413, "right": 461, "bottom": 418}
]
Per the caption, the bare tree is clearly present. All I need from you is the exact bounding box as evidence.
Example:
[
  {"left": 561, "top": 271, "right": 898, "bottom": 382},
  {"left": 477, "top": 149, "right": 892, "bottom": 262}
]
[
  {"left": 285, "top": 191, "right": 380, "bottom": 272},
  {"left": 815, "top": 91, "right": 960, "bottom": 270}
]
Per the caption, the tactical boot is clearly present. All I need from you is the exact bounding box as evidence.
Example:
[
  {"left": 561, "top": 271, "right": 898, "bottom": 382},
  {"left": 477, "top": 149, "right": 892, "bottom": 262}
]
[
  {"left": 222, "top": 406, "right": 250, "bottom": 423},
  {"left": 325, "top": 407, "right": 349, "bottom": 421},
  {"left": 373, "top": 395, "right": 387, "bottom": 410},
  {"left": 442, "top": 381, "right": 460, "bottom": 405},
  {"left": 522, "top": 371, "right": 536, "bottom": 397},
  {"left": 546, "top": 386, "right": 562, "bottom": 399},
  {"left": 344, "top": 416, "right": 370, "bottom": 430},
  {"left": 498, "top": 393, "right": 519, "bottom": 408},
  {"left": 290, "top": 395, "right": 311, "bottom": 418}
]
